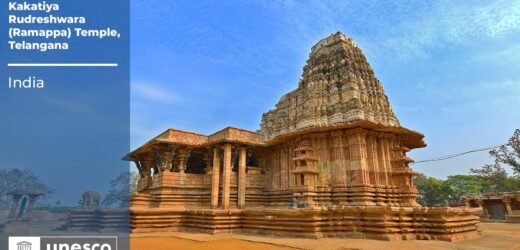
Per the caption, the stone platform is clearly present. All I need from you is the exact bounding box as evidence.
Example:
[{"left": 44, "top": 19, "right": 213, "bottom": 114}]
[
  {"left": 130, "top": 206, "right": 480, "bottom": 241},
  {"left": 65, "top": 208, "right": 130, "bottom": 232}
]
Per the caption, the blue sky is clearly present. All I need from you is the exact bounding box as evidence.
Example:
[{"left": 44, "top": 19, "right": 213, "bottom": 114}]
[{"left": 130, "top": 0, "right": 520, "bottom": 179}]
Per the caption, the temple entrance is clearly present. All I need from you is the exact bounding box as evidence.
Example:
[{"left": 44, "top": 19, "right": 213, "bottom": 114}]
[
  {"left": 7, "top": 189, "right": 44, "bottom": 220},
  {"left": 487, "top": 202, "right": 506, "bottom": 219},
  {"left": 185, "top": 153, "right": 206, "bottom": 174},
  {"left": 17, "top": 197, "right": 28, "bottom": 219}
]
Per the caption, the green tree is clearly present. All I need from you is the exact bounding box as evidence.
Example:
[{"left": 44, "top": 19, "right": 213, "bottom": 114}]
[
  {"left": 469, "top": 129, "right": 520, "bottom": 193},
  {"left": 442, "top": 175, "right": 482, "bottom": 203},
  {"left": 0, "top": 169, "right": 53, "bottom": 209},
  {"left": 470, "top": 164, "right": 509, "bottom": 192},
  {"left": 490, "top": 129, "right": 520, "bottom": 175},
  {"left": 504, "top": 175, "right": 520, "bottom": 191},
  {"left": 413, "top": 174, "right": 448, "bottom": 206},
  {"left": 102, "top": 171, "right": 139, "bottom": 208}
]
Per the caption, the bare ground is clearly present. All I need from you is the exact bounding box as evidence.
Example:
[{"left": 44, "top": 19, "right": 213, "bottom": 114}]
[{"left": 130, "top": 222, "right": 520, "bottom": 250}]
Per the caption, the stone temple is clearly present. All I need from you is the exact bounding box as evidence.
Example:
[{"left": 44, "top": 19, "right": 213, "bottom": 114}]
[{"left": 127, "top": 32, "right": 480, "bottom": 241}]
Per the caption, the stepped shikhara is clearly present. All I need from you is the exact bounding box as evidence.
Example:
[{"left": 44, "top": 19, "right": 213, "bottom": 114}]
[
  {"left": 122, "top": 32, "right": 480, "bottom": 241},
  {"left": 261, "top": 33, "right": 399, "bottom": 140}
]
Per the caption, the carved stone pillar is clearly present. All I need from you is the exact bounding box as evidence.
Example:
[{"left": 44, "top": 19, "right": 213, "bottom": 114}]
[
  {"left": 347, "top": 128, "right": 375, "bottom": 206},
  {"left": 177, "top": 149, "right": 189, "bottom": 174},
  {"left": 8, "top": 194, "right": 21, "bottom": 219},
  {"left": 151, "top": 157, "right": 159, "bottom": 176},
  {"left": 476, "top": 199, "right": 487, "bottom": 217},
  {"left": 151, "top": 147, "right": 180, "bottom": 189},
  {"left": 24, "top": 195, "right": 39, "bottom": 218},
  {"left": 279, "top": 144, "right": 288, "bottom": 189},
  {"left": 238, "top": 146, "right": 247, "bottom": 209},
  {"left": 134, "top": 160, "right": 144, "bottom": 175},
  {"left": 134, "top": 159, "right": 149, "bottom": 192},
  {"left": 211, "top": 147, "right": 221, "bottom": 209},
  {"left": 221, "top": 144, "right": 232, "bottom": 209},
  {"left": 384, "top": 135, "right": 399, "bottom": 206},
  {"left": 232, "top": 148, "right": 239, "bottom": 171},
  {"left": 347, "top": 128, "right": 369, "bottom": 185},
  {"left": 160, "top": 147, "right": 176, "bottom": 171},
  {"left": 366, "top": 132, "right": 384, "bottom": 205},
  {"left": 153, "top": 149, "right": 166, "bottom": 173},
  {"left": 203, "top": 149, "right": 212, "bottom": 174},
  {"left": 139, "top": 158, "right": 154, "bottom": 191},
  {"left": 504, "top": 197, "right": 513, "bottom": 215},
  {"left": 366, "top": 132, "right": 379, "bottom": 186},
  {"left": 376, "top": 134, "right": 389, "bottom": 186},
  {"left": 331, "top": 130, "right": 346, "bottom": 186},
  {"left": 382, "top": 136, "right": 394, "bottom": 187}
]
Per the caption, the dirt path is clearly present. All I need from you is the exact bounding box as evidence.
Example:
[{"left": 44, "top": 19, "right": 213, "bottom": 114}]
[
  {"left": 130, "top": 237, "right": 297, "bottom": 250},
  {"left": 130, "top": 222, "right": 520, "bottom": 250}
]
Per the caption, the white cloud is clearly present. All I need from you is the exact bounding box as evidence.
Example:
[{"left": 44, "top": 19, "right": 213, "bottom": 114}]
[
  {"left": 473, "top": 43, "right": 520, "bottom": 64},
  {"left": 42, "top": 95, "right": 94, "bottom": 115},
  {"left": 377, "top": 0, "right": 520, "bottom": 61},
  {"left": 130, "top": 81, "right": 185, "bottom": 148},
  {"left": 266, "top": 1, "right": 520, "bottom": 62},
  {"left": 132, "top": 82, "right": 180, "bottom": 104}
]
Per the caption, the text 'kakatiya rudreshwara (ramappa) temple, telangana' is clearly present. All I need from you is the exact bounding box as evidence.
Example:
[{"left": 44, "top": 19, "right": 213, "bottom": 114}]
[{"left": 126, "top": 32, "right": 481, "bottom": 241}]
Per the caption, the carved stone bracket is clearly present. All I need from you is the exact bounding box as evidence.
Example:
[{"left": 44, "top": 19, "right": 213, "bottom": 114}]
[
  {"left": 176, "top": 148, "right": 191, "bottom": 173},
  {"left": 133, "top": 160, "right": 144, "bottom": 177}
]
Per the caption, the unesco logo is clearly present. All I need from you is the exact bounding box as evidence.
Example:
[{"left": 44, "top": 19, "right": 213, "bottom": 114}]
[
  {"left": 8, "top": 237, "right": 39, "bottom": 250},
  {"left": 9, "top": 236, "right": 117, "bottom": 250},
  {"left": 17, "top": 240, "right": 32, "bottom": 250}
]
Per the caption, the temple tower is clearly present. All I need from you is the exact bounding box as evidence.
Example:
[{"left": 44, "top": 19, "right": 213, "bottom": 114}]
[
  {"left": 260, "top": 32, "right": 400, "bottom": 140},
  {"left": 259, "top": 32, "right": 425, "bottom": 207}
]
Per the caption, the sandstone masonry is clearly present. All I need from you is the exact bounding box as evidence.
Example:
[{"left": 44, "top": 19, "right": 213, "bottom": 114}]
[{"left": 124, "top": 32, "right": 481, "bottom": 241}]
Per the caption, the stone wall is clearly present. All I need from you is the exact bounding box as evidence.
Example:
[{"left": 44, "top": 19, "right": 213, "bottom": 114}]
[
  {"left": 260, "top": 127, "right": 418, "bottom": 207},
  {"left": 132, "top": 171, "right": 268, "bottom": 209}
]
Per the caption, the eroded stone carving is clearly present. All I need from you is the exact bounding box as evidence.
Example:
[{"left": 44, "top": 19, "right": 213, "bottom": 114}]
[
  {"left": 81, "top": 191, "right": 101, "bottom": 209},
  {"left": 260, "top": 32, "right": 399, "bottom": 140}
]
